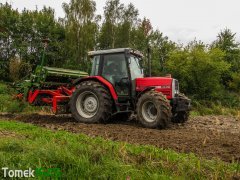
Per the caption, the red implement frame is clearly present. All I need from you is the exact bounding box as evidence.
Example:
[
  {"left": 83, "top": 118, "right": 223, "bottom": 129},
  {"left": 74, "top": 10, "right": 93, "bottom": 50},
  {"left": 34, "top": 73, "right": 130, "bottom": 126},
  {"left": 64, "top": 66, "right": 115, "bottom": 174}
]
[
  {"left": 27, "top": 86, "right": 75, "bottom": 114},
  {"left": 24, "top": 76, "right": 119, "bottom": 114}
]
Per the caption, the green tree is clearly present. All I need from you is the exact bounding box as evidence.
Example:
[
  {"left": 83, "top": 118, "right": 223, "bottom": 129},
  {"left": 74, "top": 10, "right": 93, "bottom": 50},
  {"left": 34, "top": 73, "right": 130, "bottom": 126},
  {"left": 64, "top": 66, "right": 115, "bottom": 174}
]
[
  {"left": 213, "top": 29, "right": 240, "bottom": 67},
  {"left": 130, "top": 18, "right": 152, "bottom": 65},
  {"left": 99, "top": 0, "right": 140, "bottom": 49},
  {"left": 166, "top": 41, "right": 230, "bottom": 99},
  {"left": 0, "top": 3, "right": 66, "bottom": 81},
  {"left": 0, "top": 2, "right": 19, "bottom": 80},
  {"left": 99, "top": 0, "right": 124, "bottom": 49},
  {"left": 33, "top": 7, "right": 66, "bottom": 67},
  {"left": 212, "top": 28, "right": 240, "bottom": 91},
  {"left": 150, "top": 30, "right": 176, "bottom": 75},
  {"left": 115, "top": 3, "right": 139, "bottom": 48},
  {"left": 16, "top": 7, "right": 66, "bottom": 68},
  {"left": 129, "top": 19, "right": 148, "bottom": 51},
  {"left": 62, "top": 0, "right": 98, "bottom": 71}
]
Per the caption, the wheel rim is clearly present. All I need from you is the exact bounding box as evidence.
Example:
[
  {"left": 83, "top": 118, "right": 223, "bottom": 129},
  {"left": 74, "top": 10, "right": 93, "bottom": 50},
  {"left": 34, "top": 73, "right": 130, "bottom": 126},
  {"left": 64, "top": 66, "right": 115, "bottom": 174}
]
[
  {"left": 76, "top": 91, "right": 99, "bottom": 119},
  {"left": 142, "top": 101, "right": 158, "bottom": 123}
]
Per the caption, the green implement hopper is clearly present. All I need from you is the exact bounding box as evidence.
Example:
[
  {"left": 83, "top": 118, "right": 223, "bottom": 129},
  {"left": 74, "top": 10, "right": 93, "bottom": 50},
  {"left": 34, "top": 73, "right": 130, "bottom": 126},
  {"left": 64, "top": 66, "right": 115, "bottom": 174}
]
[
  {"left": 43, "top": 66, "right": 88, "bottom": 79},
  {"left": 32, "top": 66, "right": 89, "bottom": 86},
  {"left": 14, "top": 65, "right": 89, "bottom": 100}
]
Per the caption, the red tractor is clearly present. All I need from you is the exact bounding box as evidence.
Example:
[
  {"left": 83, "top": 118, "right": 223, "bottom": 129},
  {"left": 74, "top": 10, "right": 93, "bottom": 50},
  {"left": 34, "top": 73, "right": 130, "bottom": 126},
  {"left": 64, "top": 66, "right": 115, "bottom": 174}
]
[
  {"left": 16, "top": 46, "right": 191, "bottom": 129},
  {"left": 69, "top": 48, "right": 191, "bottom": 128}
]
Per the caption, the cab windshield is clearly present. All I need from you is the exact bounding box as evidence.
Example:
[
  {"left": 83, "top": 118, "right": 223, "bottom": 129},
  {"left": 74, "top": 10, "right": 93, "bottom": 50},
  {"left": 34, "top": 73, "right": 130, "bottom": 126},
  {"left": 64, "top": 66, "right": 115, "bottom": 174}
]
[{"left": 129, "top": 55, "right": 144, "bottom": 80}]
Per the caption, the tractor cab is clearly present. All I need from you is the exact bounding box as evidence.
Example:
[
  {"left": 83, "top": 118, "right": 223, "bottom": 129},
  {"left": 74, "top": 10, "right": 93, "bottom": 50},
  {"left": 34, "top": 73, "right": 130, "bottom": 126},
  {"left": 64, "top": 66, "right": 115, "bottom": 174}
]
[{"left": 89, "top": 48, "right": 144, "bottom": 102}]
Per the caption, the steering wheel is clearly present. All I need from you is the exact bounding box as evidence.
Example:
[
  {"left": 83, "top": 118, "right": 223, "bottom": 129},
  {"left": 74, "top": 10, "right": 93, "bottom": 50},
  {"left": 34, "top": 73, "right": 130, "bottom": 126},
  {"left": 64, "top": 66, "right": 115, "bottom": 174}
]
[{"left": 118, "top": 77, "right": 129, "bottom": 86}]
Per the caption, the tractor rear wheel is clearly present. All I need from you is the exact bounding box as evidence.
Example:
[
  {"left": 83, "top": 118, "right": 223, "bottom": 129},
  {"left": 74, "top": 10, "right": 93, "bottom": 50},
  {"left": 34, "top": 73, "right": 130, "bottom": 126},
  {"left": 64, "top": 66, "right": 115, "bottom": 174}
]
[
  {"left": 136, "top": 90, "right": 172, "bottom": 129},
  {"left": 70, "top": 81, "right": 112, "bottom": 123}
]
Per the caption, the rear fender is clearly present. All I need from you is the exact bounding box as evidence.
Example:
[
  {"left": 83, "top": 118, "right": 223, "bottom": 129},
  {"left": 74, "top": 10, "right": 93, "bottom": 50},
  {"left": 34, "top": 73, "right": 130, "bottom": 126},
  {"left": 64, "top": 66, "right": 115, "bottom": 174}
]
[{"left": 73, "top": 76, "right": 118, "bottom": 100}]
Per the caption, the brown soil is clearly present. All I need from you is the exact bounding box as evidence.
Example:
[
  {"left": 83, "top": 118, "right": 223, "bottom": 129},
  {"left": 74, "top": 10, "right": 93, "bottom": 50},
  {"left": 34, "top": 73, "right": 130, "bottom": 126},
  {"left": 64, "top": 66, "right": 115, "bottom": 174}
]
[{"left": 0, "top": 113, "right": 239, "bottom": 162}]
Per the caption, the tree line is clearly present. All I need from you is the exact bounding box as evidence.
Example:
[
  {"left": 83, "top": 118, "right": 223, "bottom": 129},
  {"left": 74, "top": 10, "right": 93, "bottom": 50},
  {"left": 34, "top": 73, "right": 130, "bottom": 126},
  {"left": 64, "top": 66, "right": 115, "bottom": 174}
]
[{"left": 0, "top": 0, "right": 239, "bottom": 105}]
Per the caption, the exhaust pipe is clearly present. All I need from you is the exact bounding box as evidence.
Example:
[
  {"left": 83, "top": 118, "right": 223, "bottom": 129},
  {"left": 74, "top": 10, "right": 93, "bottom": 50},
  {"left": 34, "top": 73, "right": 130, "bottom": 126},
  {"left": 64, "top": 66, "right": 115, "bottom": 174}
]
[{"left": 147, "top": 47, "right": 151, "bottom": 77}]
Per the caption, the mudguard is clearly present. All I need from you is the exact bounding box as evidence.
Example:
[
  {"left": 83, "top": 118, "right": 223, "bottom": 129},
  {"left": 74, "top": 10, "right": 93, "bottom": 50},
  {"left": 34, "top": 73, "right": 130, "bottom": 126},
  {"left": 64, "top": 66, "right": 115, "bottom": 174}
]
[{"left": 73, "top": 76, "right": 118, "bottom": 100}]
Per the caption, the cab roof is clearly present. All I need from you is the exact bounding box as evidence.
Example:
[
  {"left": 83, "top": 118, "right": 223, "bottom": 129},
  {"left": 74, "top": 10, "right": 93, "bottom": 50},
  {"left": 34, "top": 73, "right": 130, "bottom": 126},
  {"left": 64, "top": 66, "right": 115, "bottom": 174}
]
[{"left": 88, "top": 48, "right": 143, "bottom": 58}]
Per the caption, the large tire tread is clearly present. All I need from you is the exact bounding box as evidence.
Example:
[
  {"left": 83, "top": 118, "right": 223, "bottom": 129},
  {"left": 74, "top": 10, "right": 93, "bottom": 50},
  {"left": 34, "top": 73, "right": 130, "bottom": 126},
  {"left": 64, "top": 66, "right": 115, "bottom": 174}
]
[
  {"left": 136, "top": 90, "right": 172, "bottom": 129},
  {"left": 172, "top": 93, "right": 190, "bottom": 123},
  {"left": 70, "top": 81, "right": 112, "bottom": 123}
]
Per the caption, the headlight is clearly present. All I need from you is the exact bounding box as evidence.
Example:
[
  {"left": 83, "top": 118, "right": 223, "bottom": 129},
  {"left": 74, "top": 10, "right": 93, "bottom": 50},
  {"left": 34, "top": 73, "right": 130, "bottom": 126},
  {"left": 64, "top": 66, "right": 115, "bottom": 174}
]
[{"left": 172, "top": 79, "right": 179, "bottom": 97}]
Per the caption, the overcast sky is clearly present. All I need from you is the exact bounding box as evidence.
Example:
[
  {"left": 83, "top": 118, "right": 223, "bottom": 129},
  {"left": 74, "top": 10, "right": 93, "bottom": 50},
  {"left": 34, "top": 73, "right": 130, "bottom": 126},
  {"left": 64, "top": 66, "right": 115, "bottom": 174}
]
[{"left": 3, "top": 0, "right": 240, "bottom": 44}]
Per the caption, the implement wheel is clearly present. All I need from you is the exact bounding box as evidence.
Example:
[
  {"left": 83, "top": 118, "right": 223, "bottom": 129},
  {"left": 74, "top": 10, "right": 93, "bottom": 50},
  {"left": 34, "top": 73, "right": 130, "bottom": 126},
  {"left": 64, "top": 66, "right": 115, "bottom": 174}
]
[
  {"left": 70, "top": 81, "right": 112, "bottom": 123},
  {"left": 136, "top": 90, "right": 172, "bottom": 129}
]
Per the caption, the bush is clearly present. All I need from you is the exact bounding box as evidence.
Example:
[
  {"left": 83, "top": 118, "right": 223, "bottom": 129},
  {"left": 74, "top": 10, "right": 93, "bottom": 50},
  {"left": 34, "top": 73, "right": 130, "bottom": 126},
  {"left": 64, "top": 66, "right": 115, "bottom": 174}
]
[
  {"left": 228, "top": 72, "right": 240, "bottom": 92},
  {"left": 9, "top": 58, "right": 21, "bottom": 82},
  {"left": 9, "top": 58, "right": 32, "bottom": 82},
  {"left": 0, "top": 83, "right": 9, "bottom": 94},
  {"left": 0, "top": 93, "right": 25, "bottom": 113},
  {"left": 166, "top": 42, "right": 230, "bottom": 100},
  {"left": 191, "top": 99, "right": 240, "bottom": 116},
  {"left": 220, "top": 91, "right": 240, "bottom": 108},
  {"left": 0, "top": 82, "right": 37, "bottom": 113}
]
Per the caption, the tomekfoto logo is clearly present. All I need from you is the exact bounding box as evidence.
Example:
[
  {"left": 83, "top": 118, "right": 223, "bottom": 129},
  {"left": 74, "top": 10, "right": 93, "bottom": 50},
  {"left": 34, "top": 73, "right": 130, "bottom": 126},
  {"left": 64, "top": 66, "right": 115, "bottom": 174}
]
[{"left": 2, "top": 167, "right": 35, "bottom": 178}]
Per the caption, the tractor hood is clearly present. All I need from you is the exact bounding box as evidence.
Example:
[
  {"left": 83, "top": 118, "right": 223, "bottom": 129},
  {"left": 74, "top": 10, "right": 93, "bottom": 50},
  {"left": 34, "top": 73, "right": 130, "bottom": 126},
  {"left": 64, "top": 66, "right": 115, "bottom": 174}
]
[{"left": 136, "top": 77, "right": 173, "bottom": 99}]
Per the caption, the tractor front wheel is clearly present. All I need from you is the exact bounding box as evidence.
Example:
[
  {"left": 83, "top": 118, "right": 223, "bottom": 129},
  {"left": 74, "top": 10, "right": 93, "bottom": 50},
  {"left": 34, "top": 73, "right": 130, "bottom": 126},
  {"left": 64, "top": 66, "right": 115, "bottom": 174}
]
[
  {"left": 172, "top": 111, "right": 189, "bottom": 123},
  {"left": 70, "top": 81, "right": 112, "bottom": 123},
  {"left": 136, "top": 90, "right": 172, "bottom": 129},
  {"left": 171, "top": 93, "right": 190, "bottom": 123}
]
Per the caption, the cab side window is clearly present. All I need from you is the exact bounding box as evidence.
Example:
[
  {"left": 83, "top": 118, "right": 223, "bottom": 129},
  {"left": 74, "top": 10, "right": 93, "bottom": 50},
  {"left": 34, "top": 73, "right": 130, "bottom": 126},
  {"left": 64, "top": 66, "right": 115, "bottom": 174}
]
[
  {"left": 129, "top": 56, "right": 143, "bottom": 80},
  {"left": 102, "top": 54, "right": 129, "bottom": 95}
]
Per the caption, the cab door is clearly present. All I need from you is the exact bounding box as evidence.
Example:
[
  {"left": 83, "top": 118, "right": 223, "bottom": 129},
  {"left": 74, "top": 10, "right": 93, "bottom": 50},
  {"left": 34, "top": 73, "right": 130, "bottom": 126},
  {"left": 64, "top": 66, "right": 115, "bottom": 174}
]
[{"left": 101, "top": 53, "right": 130, "bottom": 98}]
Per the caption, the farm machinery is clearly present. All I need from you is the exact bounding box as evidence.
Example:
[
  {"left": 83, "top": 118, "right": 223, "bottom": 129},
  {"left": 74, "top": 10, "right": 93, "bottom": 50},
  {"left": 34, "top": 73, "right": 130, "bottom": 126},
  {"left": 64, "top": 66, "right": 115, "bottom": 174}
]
[{"left": 15, "top": 40, "right": 191, "bottom": 129}]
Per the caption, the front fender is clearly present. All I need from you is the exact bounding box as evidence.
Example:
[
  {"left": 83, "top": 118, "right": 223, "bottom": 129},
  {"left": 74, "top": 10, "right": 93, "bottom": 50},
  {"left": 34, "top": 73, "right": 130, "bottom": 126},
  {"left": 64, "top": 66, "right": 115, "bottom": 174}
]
[{"left": 136, "top": 87, "right": 155, "bottom": 99}]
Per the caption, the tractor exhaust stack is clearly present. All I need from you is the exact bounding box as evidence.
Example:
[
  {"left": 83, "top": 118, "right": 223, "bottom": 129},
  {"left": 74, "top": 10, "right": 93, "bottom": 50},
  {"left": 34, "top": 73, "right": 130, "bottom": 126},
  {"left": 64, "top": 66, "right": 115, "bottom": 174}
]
[{"left": 147, "top": 47, "right": 151, "bottom": 77}]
